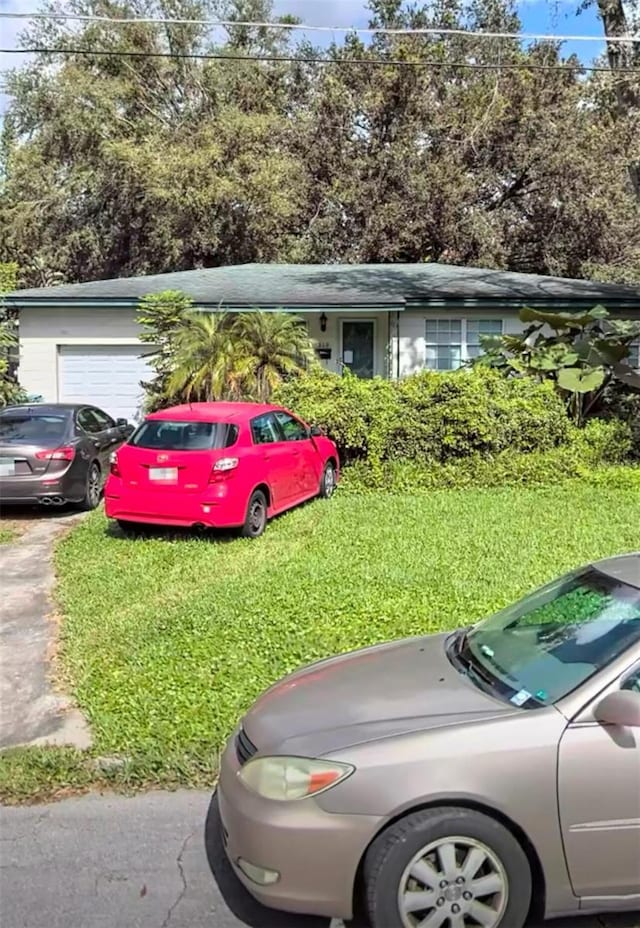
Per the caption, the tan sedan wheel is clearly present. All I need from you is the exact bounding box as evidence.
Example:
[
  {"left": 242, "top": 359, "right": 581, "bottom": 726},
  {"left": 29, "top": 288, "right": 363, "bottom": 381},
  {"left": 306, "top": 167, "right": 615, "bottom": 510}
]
[{"left": 364, "top": 807, "right": 532, "bottom": 928}]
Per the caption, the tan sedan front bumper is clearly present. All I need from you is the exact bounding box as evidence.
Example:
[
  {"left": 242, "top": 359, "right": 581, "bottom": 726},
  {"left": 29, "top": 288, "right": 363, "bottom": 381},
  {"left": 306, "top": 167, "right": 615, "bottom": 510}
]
[{"left": 215, "top": 732, "right": 382, "bottom": 920}]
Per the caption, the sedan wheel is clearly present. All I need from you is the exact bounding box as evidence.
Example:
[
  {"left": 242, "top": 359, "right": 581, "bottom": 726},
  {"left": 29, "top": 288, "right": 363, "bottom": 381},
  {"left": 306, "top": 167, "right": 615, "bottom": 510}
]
[
  {"left": 80, "top": 463, "right": 102, "bottom": 511},
  {"left": 398, "top": 837, "right": 507, "bottom": 928},
  {"left": 364, "top": 808, "right": 531, "bottom": 928}
]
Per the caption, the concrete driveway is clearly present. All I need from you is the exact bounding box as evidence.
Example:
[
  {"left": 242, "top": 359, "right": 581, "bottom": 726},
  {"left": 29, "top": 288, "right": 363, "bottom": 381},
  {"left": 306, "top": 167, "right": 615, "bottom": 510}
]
[
  {"left": 0, "top": 790, "right": 637, "bottom": 928},
  {"left": 0, "top": 509, "right": 91, "bottom": 748}
]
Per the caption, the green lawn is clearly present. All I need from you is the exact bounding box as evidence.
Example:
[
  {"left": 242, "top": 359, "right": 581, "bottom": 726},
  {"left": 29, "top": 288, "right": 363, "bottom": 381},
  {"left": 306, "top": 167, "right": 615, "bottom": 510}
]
[
  {"left": 0, "top": 527, "right": 17, "bottom": 544},
  {"left": 1, "top": 484, "right": 638, "bottom": 802}
]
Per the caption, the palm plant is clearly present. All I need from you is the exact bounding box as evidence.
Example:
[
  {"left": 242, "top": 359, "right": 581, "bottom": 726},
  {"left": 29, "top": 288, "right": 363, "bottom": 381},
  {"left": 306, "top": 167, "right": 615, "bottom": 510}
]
[
  {"left": 166, "top": 312, "right": 237, "bottom": 402},
  {"left": 232, "top": 311, "right": 316, "bottom": 402}
]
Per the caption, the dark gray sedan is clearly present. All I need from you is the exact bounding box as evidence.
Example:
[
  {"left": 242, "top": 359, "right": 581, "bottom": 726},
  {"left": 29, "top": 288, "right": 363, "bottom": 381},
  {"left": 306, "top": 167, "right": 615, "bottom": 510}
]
[{"left": 0, "top": 403, "right": 133, "bottom": 510}]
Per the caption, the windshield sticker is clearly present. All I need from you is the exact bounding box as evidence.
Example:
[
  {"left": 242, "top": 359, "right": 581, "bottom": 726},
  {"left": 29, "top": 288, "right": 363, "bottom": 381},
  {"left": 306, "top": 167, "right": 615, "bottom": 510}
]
[
  {"left": 535, "top": 690, "right": 548, "bottom": 702},
  {"left": 511, "top": 689, "right": 532, "bottom": 707}
]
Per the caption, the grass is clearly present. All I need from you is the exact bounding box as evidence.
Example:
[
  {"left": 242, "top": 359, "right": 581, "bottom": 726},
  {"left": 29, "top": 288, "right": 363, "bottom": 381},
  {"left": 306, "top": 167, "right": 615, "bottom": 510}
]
[
  {"left": 0, "top": 526, "right": 17, "bottom": 544},
  {"left": 1, "top": 484, "right": 638, "bottom": 802}
]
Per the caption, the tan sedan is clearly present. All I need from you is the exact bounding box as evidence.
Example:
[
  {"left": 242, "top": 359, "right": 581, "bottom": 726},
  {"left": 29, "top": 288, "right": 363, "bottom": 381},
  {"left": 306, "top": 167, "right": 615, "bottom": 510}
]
[{"left": 212, "top": 553, "right": 640, "bottom": 928}]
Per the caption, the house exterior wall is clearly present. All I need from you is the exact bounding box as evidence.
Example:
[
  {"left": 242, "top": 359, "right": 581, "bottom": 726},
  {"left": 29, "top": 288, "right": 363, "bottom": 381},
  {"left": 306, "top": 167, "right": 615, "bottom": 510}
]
[{"left": 18, "top": 307, "right": 147, "bottom": 402}]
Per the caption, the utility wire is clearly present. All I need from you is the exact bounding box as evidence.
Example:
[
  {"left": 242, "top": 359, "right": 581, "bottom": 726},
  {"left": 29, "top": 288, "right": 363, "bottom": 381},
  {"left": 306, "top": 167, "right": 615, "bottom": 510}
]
[
  {"left": 2, "top": 45, "right": 640, "bottom": 72},
  {"left": 0, "top": 10, "right": 638, "bottom": 45}
]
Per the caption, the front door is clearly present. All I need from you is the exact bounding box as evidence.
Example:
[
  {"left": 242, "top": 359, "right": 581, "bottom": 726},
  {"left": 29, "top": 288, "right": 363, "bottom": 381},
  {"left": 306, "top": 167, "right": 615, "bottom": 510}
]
[
  {"left": 558, "top": 664, "right": 640, "bottom": 901},
  {"left": 342, "top": 320, "right": 375, "bottom": 378}
]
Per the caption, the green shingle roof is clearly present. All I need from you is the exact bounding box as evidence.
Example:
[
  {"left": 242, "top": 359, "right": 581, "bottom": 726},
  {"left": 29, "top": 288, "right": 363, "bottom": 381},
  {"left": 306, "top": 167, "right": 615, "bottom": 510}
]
[{"left": 8, "top": 262, "right": 640, "bottom": 311}]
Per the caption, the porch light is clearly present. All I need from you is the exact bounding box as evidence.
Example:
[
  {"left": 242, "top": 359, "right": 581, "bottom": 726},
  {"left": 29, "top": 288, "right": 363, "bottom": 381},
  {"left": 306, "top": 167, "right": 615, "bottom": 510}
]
[{"left": 319, "top": 312, "right": 327, "bottom": 333}]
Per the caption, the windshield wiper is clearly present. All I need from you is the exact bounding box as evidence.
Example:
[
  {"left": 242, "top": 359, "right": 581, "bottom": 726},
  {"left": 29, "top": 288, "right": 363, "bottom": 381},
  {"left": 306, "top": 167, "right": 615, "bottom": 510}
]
[{"left": 450, "top": 628, "right": 498, "bottom": 692}]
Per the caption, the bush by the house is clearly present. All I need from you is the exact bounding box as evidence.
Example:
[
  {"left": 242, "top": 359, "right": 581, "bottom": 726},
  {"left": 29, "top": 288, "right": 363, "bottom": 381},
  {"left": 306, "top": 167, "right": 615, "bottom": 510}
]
[{"left": 274, "top": 367, "right": 570, "bottom": 465}]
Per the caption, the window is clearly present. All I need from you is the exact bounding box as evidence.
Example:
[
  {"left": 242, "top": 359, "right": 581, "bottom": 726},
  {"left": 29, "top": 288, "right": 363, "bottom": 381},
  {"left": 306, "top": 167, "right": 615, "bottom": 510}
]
[
  {"left": 629, "top": 339, "right": 640, "bottom": 371},
  {"left": 425, "top": 318, "right": 503, "bottom": 370},
  {"left": 622, "top": 667, "right": 640, "bottom": 693},
  {"left": 250, "top": 413, "right": 280, "bottom": 445},
  {"left": 130, "top": 420, "right": 221, "bottom": 451},
  {"left": 274, "top": 412, "right": 308, "bottom": 442},
  {"left": 76, "top": 408, "right": 103, "bottom": 434},
  {"left": 90, "top": 408, "right": 116, "bottom": 430},
  {"left": 456, "top": 567, "right": 640, "bottom": 708},
  {"left": 0, "top": 415, "right": 67, "bottom": 444},
  {"left": 467, "top": 320, "right": 504, "bottom": 361}
]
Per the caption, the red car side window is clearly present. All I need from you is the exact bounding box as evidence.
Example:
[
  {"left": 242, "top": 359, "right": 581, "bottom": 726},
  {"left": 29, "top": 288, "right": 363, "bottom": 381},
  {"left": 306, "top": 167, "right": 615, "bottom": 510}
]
[{"left": 250, "top": 414, "right": 280, "bottom": 445}]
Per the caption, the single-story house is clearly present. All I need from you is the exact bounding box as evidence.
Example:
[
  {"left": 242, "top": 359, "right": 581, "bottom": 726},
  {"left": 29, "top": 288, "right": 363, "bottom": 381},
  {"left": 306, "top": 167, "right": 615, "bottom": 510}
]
[{"left": 7, "top": 263, "right": 640, "bottom": 422}]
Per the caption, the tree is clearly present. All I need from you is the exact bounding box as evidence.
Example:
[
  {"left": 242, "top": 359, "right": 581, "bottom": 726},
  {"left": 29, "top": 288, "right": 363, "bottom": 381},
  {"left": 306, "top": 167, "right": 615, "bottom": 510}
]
[
  {"left": 477, "top": 305, "right": 640, "bottom": 425},
  {"left": 0, "top": 261, "right": 26, "bottom": 407},
  {"left": 166, "top": 312, "right": 237, "bottom": 402},
  {"left": 138, "top": 292, "right": 317, "bottom": 406},
  {"left": 232, "top": 311, "right": 317, "bottom": 401}
]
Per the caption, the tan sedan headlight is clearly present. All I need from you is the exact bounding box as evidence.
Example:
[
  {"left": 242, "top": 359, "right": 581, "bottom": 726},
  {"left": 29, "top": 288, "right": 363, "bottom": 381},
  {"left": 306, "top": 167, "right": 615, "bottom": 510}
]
[{"left": 238, "top": 756, "right": 354, "bottom": 801}]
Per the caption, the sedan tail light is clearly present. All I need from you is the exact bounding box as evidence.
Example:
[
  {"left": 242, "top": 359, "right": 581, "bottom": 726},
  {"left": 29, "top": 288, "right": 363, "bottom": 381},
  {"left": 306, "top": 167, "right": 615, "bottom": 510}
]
[
  {"left": 36, "top": 447, "right": 76, "bottom": 462},
  {"left": 209, "top": 457, "right": 239, "bottom": 482},
  {"left": 109, "top": 452, "right": 121, "bottom": 477}
]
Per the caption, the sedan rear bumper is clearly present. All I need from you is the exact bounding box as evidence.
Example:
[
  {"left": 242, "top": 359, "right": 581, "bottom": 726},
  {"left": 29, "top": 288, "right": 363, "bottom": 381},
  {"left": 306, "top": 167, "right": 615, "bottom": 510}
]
[
  {"left": 0, "top": 474, "right": 77, "bottom": 505},
  {"left": 213, "top": 732, "right": 382, "bottom": 920}
]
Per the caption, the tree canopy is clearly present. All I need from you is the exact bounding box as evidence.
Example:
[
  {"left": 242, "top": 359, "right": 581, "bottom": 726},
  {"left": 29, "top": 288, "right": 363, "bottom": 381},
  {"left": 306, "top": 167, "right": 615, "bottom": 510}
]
[{"left": 1, "top": 0, "right": 639, "bottom": 285}]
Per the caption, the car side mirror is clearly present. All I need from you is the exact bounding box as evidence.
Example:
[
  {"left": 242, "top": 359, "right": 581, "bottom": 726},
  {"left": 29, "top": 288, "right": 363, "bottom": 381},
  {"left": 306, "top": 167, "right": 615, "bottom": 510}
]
[
  {"left": 594, "top": 690, "right": 640, "bottom": 728},
  {"left": 117, "top": 418, "right": 129, "bottom": 428},
  {"left": 309, "top": 425, "right": 323, "bottom": 438}
]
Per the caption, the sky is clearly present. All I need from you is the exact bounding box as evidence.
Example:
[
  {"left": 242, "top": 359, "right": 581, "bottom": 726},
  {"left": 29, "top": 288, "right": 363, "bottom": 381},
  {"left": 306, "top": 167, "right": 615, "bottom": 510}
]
[{"left": 0, "top": 0, "right": 609, "bottom": 116}]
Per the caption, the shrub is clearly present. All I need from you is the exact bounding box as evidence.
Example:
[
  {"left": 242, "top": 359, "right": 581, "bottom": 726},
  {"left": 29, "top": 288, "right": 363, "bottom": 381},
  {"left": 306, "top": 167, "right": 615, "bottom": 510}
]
[{"left": 275, "top": 367, "right": 570, "bottom": 465}]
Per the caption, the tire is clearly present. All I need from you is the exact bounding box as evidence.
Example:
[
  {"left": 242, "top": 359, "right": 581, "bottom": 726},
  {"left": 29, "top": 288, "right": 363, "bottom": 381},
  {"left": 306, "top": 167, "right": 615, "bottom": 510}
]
[
  {"left": 319, "top": 461, "right": 337, "bottom": 499},
  {"left": 240, "top": 490, "right": 268, "bottom": 539},
  {"left": 79, "top": 462, "right": 102, "bottom": 511},
  {"left": 363, "top": 807, "right": 532, "bottom": 928}
]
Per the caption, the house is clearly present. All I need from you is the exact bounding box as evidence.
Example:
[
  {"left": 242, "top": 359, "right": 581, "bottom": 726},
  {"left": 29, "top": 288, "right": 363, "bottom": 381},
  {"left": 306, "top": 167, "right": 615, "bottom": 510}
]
[{"left": 7, "top": 263, "right": 640, "bottom": 423}]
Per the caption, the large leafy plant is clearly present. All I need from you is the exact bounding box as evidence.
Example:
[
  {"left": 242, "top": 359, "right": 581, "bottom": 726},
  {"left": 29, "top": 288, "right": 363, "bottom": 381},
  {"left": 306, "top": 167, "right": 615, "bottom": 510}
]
[{"left": 477, "top": 306, "right": 640, "bottom": 425}]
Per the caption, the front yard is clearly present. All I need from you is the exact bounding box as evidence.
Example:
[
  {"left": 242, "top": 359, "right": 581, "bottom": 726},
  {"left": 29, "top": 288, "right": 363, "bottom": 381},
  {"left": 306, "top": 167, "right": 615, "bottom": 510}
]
[{"left": 1, "top": 483, "right": 638, "bottom": 802}]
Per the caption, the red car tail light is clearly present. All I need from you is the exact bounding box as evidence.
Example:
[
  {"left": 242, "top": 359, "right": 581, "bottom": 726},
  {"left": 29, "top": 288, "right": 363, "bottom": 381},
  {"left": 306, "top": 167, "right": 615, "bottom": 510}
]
[
  {"left": 36, "top": 447, "right": 75, "bottom": 462},
  {"left": 209, "top": 457, "right": 239, "bottom": 482},
  {"left": 109, "top": 452, "right": 121, "bottom": 477}
]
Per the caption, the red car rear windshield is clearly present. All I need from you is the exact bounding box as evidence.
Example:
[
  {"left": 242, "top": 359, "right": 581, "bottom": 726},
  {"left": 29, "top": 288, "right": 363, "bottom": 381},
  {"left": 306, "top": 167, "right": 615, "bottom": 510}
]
[{"left": 130, "top": 420, "right": 234, "bottom": 451}]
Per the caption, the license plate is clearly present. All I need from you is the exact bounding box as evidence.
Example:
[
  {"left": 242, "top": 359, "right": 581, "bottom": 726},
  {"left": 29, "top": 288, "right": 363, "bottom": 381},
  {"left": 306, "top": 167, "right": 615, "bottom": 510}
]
[
  {"left": 0, "top": 457, "right": 15, "bottom": 477},
  {"left": 149, "top": 466, "right": 178, "bottom": 483}
]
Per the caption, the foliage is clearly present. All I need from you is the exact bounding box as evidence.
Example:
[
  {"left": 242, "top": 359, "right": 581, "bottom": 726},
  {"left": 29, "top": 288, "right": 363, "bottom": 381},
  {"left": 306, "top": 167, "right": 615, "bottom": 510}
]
[
  {"left": 274, "top": 367, "right": 570, "bottom": 465},
  {"left": 341, "top": 421, "right": 635, "bottom": 493},
  {"left": 477, "top": 305, "right": 640, "bottom": 425},
  {"left": 139, "top": 292, "right": 316, "bottom": 408},
  {"left": 2, "top": 485, "right": 639, "bottom": 802},
  {"left": 137, "top": 290, "right": 194, "bottom": 410},
  {"left": 1, "top": 1, "right": 639, "bottom": 282},
  {"left": 0, "top": 261, "right": 26, "bottom": 407}
]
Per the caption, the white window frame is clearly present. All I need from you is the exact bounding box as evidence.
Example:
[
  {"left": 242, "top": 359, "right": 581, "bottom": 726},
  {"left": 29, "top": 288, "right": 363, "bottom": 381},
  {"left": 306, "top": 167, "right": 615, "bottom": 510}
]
[
  {"left": 424, "top": 318, "right": 504, "bottom": 371},
  {"left": 629, "top": 338, "right": 640, "bottom": 371}
]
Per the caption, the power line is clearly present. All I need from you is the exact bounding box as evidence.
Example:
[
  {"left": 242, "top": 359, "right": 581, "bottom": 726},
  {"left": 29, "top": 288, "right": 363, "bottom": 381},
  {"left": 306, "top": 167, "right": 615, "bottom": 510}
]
[
  {"left": 0, "top": 11, "right": 638, "bottom": 45},
  {"left": 3, "top": 45, "right": 640, "bottom": 73},
  {"left": 3, "top": 45, "right": 640, "bottom": 75}
]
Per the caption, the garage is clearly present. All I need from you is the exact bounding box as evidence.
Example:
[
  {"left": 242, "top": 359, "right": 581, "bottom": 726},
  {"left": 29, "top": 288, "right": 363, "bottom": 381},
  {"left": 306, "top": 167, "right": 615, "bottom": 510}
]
[{"left": 58, "top": 345, "right": 153, "bottom": 423}]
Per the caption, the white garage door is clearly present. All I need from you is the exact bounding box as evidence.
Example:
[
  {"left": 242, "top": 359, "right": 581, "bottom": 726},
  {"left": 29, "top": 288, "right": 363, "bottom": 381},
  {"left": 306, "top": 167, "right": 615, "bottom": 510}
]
[{"left": 58, "top": 345, "right": 153, "bottom": 423}]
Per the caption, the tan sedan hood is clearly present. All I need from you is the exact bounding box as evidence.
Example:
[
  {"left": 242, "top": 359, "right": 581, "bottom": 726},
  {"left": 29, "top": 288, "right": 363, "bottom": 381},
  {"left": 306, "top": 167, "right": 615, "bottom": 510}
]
[{"left": 244, "top": 634, "right": 520, "bottom": 756}]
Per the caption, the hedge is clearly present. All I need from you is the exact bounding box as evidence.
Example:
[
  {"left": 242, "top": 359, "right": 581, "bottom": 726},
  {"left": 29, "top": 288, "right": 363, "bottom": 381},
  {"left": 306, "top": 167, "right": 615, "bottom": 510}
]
[{"left": 275, "top": 367, "right": 571, "bottom": 465}]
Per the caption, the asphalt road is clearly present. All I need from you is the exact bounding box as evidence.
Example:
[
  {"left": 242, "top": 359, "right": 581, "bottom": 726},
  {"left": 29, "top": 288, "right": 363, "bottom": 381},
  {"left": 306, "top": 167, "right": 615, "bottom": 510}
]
[{"left": 0, "top": 790, "right": 637, "bottom": 928}]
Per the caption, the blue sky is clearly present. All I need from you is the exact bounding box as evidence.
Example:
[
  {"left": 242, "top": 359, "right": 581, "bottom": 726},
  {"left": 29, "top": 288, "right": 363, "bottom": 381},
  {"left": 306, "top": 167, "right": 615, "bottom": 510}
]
[{"left": 0, "top": 0, "right": 608, "bottom": 116}]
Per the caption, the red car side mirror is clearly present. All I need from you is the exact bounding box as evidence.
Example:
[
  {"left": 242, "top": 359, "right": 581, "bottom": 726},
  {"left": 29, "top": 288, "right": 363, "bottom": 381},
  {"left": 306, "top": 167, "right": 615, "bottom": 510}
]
[{"left": 594, "top": 690, "right": 640, "bottom": 728}]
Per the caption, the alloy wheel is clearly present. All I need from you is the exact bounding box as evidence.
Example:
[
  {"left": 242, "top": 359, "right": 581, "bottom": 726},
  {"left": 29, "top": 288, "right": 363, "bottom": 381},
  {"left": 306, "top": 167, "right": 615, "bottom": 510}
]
[
  {"left": 88, "top": 466, "right": 101, "bottom": 507},
  {"left": 397, "top": 836, "right": 508, "bottom": 928}
]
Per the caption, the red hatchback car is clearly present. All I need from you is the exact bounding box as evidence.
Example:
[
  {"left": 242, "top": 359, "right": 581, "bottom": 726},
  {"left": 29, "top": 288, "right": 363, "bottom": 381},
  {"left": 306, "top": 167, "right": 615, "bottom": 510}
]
[{"left": 104, "top": 402, "right": 339, "bottom": 537}]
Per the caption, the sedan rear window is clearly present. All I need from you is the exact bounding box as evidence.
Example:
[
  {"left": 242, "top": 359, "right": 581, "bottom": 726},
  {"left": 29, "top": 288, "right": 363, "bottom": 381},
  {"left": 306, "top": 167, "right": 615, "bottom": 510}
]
[
  {"left": 0, "top": 416, "right": 67, "bottom": 444},
  {"left": 130, "top": 420, "right": 223, "bottom": 451}
]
